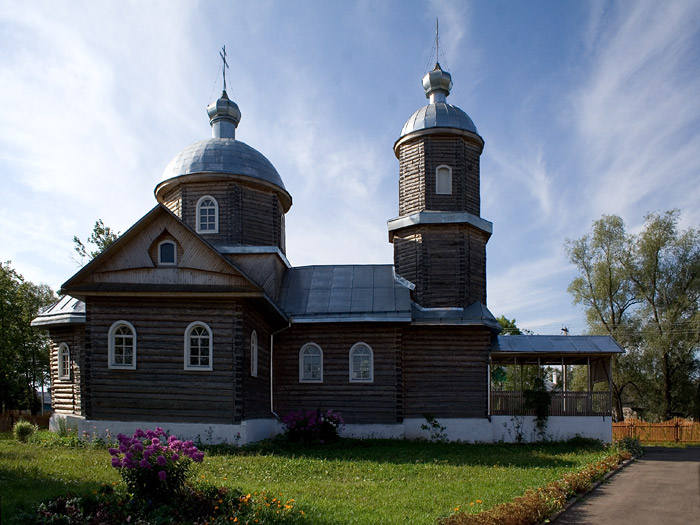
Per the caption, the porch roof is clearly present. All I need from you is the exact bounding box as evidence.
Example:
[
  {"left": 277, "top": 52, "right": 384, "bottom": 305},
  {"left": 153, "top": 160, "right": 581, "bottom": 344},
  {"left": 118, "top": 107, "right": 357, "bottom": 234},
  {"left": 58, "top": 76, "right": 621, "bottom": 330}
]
[{"left": 491, "top": 335, "right": 624, "bottom": 364}]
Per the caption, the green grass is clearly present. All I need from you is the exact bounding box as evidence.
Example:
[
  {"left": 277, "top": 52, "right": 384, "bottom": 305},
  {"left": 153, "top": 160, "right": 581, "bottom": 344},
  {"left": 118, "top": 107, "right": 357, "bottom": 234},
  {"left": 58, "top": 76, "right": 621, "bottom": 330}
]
[{"left": 0, "top": 432, "right": 613, "bottom": 524}]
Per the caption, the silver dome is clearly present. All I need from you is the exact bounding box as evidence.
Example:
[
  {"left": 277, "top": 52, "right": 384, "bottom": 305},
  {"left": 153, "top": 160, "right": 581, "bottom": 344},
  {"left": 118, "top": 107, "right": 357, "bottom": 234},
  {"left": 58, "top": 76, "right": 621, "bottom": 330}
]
[
  {"left": 399, "top": 102, "right": 478, "bottom": 138},
  {"left": 161, "top": 138, "right": 287, "bottom": 192}
]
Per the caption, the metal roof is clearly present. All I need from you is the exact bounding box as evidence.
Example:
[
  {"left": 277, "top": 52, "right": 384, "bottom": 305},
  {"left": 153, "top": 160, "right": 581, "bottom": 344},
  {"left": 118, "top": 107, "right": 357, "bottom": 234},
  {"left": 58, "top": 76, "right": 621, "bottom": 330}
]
[
  {"left": 411, "top": 302, "right": 501, "bottom": 329},
  {"left": 278, "top": 265, "right": 412, "bottom": 322},
  {"left": 161, "top": 138, "right": 287, "bottom": 192},
  {"left": 400, "top": 102, "right": 478, "bottom": 138},
  {"left": 492, "top": 335, "right": 625, "bottom": 355},
  {"left": 31, "top": 295, "right": 85, "bottom": 327}
]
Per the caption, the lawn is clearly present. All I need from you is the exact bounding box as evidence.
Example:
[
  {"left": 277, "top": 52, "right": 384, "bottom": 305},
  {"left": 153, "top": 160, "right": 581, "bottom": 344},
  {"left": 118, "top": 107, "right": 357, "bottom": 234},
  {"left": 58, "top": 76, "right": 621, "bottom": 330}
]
[{"left": 0, "top": 432, "right": 613, "bottom": 524}]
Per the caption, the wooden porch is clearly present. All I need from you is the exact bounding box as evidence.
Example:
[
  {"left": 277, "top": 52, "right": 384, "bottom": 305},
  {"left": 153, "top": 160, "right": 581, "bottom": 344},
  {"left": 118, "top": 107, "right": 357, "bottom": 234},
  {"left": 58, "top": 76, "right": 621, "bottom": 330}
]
[
  {"left": 489, "top": 335, "right": 624, "bottom": 418},
  {"left": 490, "top": 390, "right": 612, "bottom": 417}
]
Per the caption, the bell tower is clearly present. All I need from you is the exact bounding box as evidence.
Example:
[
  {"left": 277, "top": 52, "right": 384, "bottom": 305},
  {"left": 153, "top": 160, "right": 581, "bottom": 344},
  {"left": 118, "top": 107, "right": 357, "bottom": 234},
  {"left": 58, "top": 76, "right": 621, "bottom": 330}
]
[{"left": 388, "top": 63, "right": 492, "bottom": 309}]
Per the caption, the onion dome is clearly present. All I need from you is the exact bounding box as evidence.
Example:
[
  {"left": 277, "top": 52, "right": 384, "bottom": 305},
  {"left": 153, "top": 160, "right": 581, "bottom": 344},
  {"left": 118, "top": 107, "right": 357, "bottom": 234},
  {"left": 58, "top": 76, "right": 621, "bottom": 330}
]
[
  {"left": 156, "top": 90, "right": 291, "bottom": 211},
  {"left": 399, "top": 63, "right": 479, "bottom": 139}
]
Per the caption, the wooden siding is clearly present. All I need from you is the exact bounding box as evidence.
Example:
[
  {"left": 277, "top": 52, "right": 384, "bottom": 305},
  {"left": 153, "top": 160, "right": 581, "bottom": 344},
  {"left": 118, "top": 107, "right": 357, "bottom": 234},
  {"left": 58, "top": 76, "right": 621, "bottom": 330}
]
[
  {"left": 70, "top": 211, "right": 259, "bottom": 292},
  {"left": 402, "top": 326, "right": 490, "bottom": 418},
  {"left": 175, "top": 181, "right": 286, "bottom": 251},
  {"left": 227, "top": 253, "right": 287, "bottom": 301},
  {"left": 241, "top": 308, "right": 273, "bottom": 420},
  {"left": 398, "top": 135, "right": 481, "bottom": 217},
  {"left": 273, "top": 324, "right": 404, "bottom": 424},
  {"left": 85, "top": 297, "right": 244, "bottom": 423},
  {"left": 48, "top": 325, "right": 86, "bottom": 416},
  {"left": 393, "top": 224, "right": 488, "bottom": 308}
]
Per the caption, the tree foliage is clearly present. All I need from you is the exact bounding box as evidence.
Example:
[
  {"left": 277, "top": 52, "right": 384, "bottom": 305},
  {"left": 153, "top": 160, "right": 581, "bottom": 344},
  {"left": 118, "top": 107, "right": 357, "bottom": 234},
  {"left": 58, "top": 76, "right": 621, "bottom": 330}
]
[
  {"left": 73, "top": 219, "right": 119, "bottom": 264},
  {"left": 566, "top": 211, "right": 700, "bottom": 421},
  {"left": 497, "top": 315, "right": 533, "bottom": 335},
  {"left": 0, "top": 261, "right": 57, "bottom": 413}
]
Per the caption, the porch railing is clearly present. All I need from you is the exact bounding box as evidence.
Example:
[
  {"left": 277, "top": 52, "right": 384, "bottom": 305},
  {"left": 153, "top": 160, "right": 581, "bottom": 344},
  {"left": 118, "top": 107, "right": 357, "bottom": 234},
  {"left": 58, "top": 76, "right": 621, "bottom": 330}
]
[{"left": 490, "top": 391, "right": 612, "bottom": 417}]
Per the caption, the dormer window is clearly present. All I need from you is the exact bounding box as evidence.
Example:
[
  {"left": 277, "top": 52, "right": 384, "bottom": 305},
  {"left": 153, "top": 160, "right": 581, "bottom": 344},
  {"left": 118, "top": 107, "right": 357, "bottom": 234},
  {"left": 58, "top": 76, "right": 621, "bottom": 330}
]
[
  {"left": 436, "top": 165, "right": 452, "bottom": 195},
  {"left": 158, "top": 240, "right": 177, "bottom": 265},
  {"left": 197, "top": 196, "right": 219, "bottom": 233}
]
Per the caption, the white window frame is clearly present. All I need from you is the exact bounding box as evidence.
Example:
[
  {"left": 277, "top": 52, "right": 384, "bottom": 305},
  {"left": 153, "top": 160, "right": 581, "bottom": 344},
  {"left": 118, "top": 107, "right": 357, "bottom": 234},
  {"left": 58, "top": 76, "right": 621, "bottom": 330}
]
[
  {"left": 158, "top": 240, "right": 177, "bottom": 266},
  {"left": 196, "top": 195, "right": 219, "bottom": 233},
  {"left": 57, "top": 343, "right": 71, "bottom": 380},
  {"left": 299, "top": 343, "right": 323, "bottom": 383},
  {"left": 184, "top": 321, "right": 213, "bottom": 371},
  {"left": 250, "top": 330, "right": 258, "bottom": 377},
  {"left": 436, "top": 165, "right": 452, "bottom": 195},
  {"left": 108, "top": 321, "right": 137, "bottom": 370},
  {"left": 349, "top": 342, "right": 374, "bottom": 383}
]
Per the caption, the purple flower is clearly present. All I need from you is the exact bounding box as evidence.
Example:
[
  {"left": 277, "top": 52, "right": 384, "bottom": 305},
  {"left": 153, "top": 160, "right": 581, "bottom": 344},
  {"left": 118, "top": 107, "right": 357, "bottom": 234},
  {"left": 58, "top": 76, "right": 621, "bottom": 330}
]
[
  {"left": 111, "top": 457, "right": 122, "bottom": 468},
  {"left": 156, "top": 455, "right": 166, "bottom": 466},
  {"left": 158, "top": 470, "right": 166, "bottom": 481},
  {"left": 139, "top": 458, "right": 151, "bottom": 469},
  {"left": 171, "top": 453, "right": 179, "bottom": 461},
  {"left": 108, "top": 448, "right": 119, "bottom": 456}
]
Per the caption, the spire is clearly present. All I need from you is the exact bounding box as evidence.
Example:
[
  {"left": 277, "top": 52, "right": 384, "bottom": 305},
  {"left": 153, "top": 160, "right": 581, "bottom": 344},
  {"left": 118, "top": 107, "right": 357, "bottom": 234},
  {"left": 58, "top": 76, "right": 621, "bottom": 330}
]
[
  {"left": 207, "top": 46, "right": 241, "bottom": 138},
  {"left": 422, "top": 19, "right": 453, "bottom": 103}
]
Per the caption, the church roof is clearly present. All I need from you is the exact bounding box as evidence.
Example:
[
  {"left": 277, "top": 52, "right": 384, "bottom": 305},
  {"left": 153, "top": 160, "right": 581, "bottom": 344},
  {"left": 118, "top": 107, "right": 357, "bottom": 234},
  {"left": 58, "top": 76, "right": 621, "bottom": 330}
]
[
  {"left": 278, "top": 265, "right": 412, "bottom": 322},
  {"left": 398, "top": 63, "right": 480, "bottom": 139},
  {"left": 161, "top": 138, "right": 287, "bottom": 192},
  {"left": 158, "top": 89, "right": 291, "bottom": 210}
]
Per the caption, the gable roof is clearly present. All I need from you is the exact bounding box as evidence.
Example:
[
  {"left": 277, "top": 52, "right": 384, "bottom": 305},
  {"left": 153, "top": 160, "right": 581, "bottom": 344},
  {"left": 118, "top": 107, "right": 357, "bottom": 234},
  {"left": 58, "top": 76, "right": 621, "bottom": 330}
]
[
  {"left": 61, "top": 204, "right": 268, "bottom": 299},
  {"left": 491, "top": 335, "right": 625, "bottom": 365},
  {"left": 278, "top": 265, "right": 412, "bottom": 322}
]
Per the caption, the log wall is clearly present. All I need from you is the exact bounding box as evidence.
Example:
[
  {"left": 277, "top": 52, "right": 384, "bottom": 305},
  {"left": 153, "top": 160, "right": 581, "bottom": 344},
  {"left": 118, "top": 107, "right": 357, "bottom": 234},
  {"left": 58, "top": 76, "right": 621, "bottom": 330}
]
[
  {"left": 162, "top": 181, "right": 286, "bottom": 251},
  {"left": 273, "top": 324, "right": 404, "bottom": 424},
  {"left": 84, "top": 297, "right": 244, "bottom": 423},
  {"left": 48, "top": 325, "right": 86, "bottom": 416},
  {"left": 398, "top": 135, "right": 481, "bottom": 216},
  {"left": 393, "top": 224, "right": 488, "bottom": 308},
  {"left": 402, "top": 326, "right": 490, "bottom": 418},
  {"left": 241, "top": 308, "right": 273, "bottom": 420}
]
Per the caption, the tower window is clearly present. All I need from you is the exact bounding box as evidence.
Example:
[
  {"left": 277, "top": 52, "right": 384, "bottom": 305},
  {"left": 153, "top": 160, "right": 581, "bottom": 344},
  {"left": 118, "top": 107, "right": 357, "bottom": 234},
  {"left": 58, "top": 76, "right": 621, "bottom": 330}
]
[
  {"left": 196, "top": 196, "right": 219, "bottom": 233},
  {"left": 158, "top": 240, "right": 176, "bottom": 265},
  {"left": 436, "top": 165, "right": 452, "bottom": 195}
]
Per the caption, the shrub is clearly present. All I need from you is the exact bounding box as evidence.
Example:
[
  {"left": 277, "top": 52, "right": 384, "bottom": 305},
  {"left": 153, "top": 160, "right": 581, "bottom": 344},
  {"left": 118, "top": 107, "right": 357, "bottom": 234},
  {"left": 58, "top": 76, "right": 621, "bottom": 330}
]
[
  {"left": 13, "top": 419, "right": 38, "bottom": 442},
  {"left": 282, "top": 409, "right": 344, "bottom": 445},
  {"left": 614, "top": 436, "right": 644, "bottom": 457},
  {"left": 109, "top": 427, "right": 204, "bottom": 502}
]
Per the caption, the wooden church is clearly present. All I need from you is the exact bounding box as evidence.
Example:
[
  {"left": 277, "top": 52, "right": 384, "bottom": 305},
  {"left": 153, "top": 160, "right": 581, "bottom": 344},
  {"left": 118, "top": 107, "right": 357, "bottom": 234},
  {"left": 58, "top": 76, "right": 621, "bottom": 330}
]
[{"left": 33, "top": 60, "right": 623, "bottom": 443}]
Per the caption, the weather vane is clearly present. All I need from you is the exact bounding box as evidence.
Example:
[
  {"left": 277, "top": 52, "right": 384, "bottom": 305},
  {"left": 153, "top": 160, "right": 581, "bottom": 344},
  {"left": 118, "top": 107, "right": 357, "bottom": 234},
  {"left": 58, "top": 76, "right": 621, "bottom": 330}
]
[{"left": 219, "top": 45, "right": 229, "bottom": 92}]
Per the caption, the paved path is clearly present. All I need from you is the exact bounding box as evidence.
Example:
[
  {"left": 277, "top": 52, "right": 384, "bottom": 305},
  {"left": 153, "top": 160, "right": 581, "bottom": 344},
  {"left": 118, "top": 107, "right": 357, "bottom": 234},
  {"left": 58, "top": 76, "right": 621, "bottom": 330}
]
[{"left": 554, "top": 447, "right": 700, "bottom": 524}]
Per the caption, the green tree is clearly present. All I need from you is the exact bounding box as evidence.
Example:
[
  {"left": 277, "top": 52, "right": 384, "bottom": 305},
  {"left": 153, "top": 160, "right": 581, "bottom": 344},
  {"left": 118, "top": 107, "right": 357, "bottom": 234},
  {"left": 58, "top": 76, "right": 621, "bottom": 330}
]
[
  {"left": 0, "top": 262, "right": 57, "bottom": 414},
  {"left": 496, "top": 315, "right": 533, "bottom": 335},
  {"left": 566, "top": 211, "right": 700, "bottom": 421},
  {"left": 73, "top": 219, "right": 119, "bottom": 264}
]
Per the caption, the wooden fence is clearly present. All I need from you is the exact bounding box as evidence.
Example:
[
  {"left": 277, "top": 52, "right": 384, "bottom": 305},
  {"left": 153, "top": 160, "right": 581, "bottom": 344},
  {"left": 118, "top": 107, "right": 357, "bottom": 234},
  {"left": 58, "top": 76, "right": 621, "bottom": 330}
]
[
  {"left": 0, "top": 411, "right": 51, "bottom": 432},
  {"left": 612, "top": 418, "right": 700, "bottom": 443}
]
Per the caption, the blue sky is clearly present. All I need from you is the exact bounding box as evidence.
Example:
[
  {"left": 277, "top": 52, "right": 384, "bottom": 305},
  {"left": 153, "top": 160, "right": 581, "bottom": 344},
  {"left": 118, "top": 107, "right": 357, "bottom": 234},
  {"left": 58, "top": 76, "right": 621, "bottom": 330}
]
[{"left": 1, "top": 0, "right": 699, "bottom": 334}]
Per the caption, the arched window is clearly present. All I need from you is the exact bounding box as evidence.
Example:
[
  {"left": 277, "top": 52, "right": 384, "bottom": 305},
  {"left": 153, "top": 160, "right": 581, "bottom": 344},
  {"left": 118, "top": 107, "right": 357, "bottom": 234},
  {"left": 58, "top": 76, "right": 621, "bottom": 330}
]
[
  {"left": 349, "top": 343, "right": 373, "bottom": 382},
  {"left": 108, "top": 321, "right": 136, "bottom": 370},
  {"left": 299, "top": 343, "right": 323, "bottom": 383},
  {"left": 436, "top": 165, "right": 452, "bottom": 195},
  {"left": 57, "top": 343, "right": 70, "bottom": 380},
  {"left": 158, "top": 240, "right": 177, "bottom": 265},
  {"left": 196, "top": 195, "right": 219, "bottom": 233},
  {"left": 250, "top": 330, "right": 258, "bottom": 377},
  {"left": 185, "top": 321, "right": 213, "bottom": 371}
]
